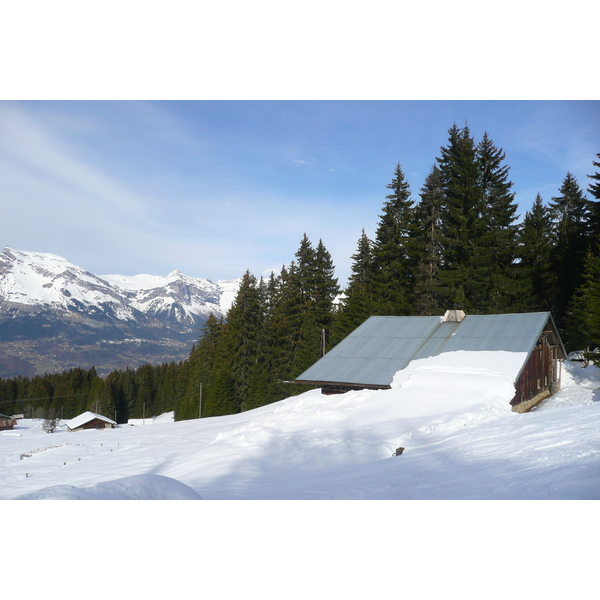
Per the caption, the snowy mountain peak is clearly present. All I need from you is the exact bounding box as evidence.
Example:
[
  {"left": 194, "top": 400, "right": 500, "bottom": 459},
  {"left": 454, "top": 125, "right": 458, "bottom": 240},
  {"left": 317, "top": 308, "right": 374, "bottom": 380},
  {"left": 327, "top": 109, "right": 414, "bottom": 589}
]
[
  {"left": 0, "top": 246, "right": 122, "bottom": 308},
  {"left": 0, "top": 247, "right": 239, "bottom": 319},
  {"left": 0, "top": 247, "right": 241, "bottom": 376}
]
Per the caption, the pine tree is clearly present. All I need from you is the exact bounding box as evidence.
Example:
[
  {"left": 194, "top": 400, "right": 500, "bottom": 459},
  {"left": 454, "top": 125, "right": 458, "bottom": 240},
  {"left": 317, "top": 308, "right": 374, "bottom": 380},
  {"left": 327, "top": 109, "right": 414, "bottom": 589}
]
[
  {"left": 413, "top": 165, "right": 444, "bottom": 315},
  {"left": 313, "top": 239, "right": 340, "bottom": 331},
  {"left": 333, "top": 230, "right": 376, "bottom": 341},
  {"left": 87, "top": 376, "right": 115, "bottom": 418},
  {"left": 371, "top": 163, "right": 416, "bottom": 315},
  {"left": 206, "top": 350, "right": 237, "bottom": 416},
  {"left": 106, "top": 370, "right": 128, "bottom": 423},
  {"left": 273, "top": 235, "right": 341, "bottom": 377},
  {"left": 567, "top": 247, "right": 600, "bottom": 352},
  {"left": 133, "top": 365, "right": 156, "bottom": 418},
  {"left": 243, "top": 276, "right": 275, "bottom": 410},
  {"left": 218, "top": 270, "right": 264, "bottom": 412},
  {"left": 177, "top": 314, "right": 223, "bottom": 420},
  {"left": 348, "top": 229, "right": 376, "bottom": 289},
  {"left": 120, "top": 368, "right": 137, "bottom": 422},
  {"left": 474, "top": 132, "right": 522, "bottom": 312},
  {"left": 517, "top": 194, "right": 554, "bottom": 311},
  {"left": 436, "top": 124, "right": 482, "bottom": 310},
  {"left": 268, "top": 264, "right": 299, "bottom": 382},
  {"left": 587, "top": 154, "right": 600, "bottom": 246},
  {"left": 548, "top": 172, "right": 590, "bottom": 328},
  {"left": 293, "top": 233, "right": 318, "bottom": 308}
]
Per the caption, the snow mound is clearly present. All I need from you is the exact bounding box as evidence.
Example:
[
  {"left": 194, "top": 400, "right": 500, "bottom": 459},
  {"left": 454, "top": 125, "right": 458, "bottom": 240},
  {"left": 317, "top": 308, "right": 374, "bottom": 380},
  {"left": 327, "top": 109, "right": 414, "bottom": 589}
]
[{"left": 14, "top": 474, "right": 202, "bottom": 500}]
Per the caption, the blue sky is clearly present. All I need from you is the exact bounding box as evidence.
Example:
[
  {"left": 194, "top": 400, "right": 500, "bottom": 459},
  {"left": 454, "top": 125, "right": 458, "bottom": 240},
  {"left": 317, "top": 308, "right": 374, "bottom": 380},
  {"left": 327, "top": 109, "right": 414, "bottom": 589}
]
[{"left": 1, "top": 100, "right": 598, "bottom": 286}]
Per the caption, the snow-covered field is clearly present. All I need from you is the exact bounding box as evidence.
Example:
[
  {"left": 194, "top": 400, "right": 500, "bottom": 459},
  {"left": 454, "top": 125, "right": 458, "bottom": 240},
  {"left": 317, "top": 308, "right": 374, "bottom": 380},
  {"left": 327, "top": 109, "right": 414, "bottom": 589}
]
[
  {"left": 3, "top": 353, "right": 599, "bottom": 501},
  {"left": 4, "top": 353, "right": 598, "bottom": 597}
]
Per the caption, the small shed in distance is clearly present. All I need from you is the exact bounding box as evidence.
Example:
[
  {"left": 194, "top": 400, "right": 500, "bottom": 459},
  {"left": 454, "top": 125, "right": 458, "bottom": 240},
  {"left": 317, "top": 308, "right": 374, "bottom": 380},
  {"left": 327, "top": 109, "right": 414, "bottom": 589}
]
[
  {"left": 65, "top": 411, "right": 117, "bottom": 432},
  {"left": 295, "top": 310, "right": 566, "bottom": 413},
  {"left": 0, "top": 413, "right": 17, "bottom": 431}
]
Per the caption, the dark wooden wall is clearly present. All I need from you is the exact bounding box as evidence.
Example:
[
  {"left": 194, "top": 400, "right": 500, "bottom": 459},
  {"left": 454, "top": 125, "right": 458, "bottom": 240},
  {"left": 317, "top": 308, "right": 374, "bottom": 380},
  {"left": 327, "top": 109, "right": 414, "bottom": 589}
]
[{"left": 511, "top": 333, "right": 558, "bottom": 408}]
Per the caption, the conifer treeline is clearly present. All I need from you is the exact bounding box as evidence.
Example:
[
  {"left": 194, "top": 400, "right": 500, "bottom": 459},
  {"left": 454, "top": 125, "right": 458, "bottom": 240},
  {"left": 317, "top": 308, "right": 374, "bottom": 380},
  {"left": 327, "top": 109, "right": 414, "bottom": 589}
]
[
  {"left": 1, "top": 125, "right": 599, "bottom": 421},
  {"left": 0, "top": 235, "right": 342, "bottom": 421},
  {"left": 339, "top": 126, "right": 599, "bottom": 335}
]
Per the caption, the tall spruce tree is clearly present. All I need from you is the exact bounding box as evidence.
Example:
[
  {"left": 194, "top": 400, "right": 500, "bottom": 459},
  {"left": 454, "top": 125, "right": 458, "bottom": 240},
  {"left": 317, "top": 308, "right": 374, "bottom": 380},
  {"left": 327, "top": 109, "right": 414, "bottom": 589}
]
[
  {"left": 413, "top": 165, "right": 444, "bottom": 315},
  {"left": 287, "top": 235, "right": 340, "bottom": 375},
  {"left": 312, "top": 239, "right": 340, "bottom": 331},
  {"left": 333, "top": 230, "right": 376, "bottom": 342},
  {"left": 258, "top": 236, "right": 339, "bottom": 386},
  {"left": 567, "top": 246, "right": 600, "bottom": 352},
  {"left": 436, "top": 124, "right": 482, "bottom": 310},
  {"left": 268, "top": 264, "right": 299, "bottom": 382},
  {"left": 371, "top": 163, "right": 416, "bottom": 315},
  {"left": 243, "top": 276, "right": 279, "bottom": 410},
  {"left": 474, "top": 132, "right": 521, "bottom": 312},
  {"left": 435, "top": 125, "right": 523, "bottom": 313},
  {"left": 220, "top": 270, "right": 265, "bottom": 412},
  {"left": 517, "top": 194, "right": 554, "bottom": 311},
  {"left": 177, "top": 313, "right": 223, "bottom": 420},
  {"left": 548, "top": 172, "right": 590, "bottom": 329},
  {"left": 587, "top": 154, "right": 600, "bottom": 246}
]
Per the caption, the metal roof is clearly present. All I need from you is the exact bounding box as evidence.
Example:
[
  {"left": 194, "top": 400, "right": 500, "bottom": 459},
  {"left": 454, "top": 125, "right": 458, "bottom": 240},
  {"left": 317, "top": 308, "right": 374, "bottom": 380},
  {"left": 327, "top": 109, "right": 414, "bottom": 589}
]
[{"left": 296, "top": 312, "right": 561, "bottom": 388}]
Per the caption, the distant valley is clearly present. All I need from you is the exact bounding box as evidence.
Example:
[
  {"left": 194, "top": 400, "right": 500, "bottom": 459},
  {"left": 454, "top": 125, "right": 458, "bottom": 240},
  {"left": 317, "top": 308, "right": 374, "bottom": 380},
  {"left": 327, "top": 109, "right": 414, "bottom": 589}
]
[{"left": 0, "top": 247, "right": 239, "bottom": 377}]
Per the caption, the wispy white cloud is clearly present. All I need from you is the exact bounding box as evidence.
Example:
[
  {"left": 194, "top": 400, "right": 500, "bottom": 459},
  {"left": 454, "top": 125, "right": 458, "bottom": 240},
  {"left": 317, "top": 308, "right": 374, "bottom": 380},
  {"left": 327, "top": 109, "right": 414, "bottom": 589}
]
[
  {"left": 2, "top": 100, "right": 598, "bottom": 286},
  {"left": 0, "top": 102, "right": 365, "bottom": 282},
  {"left": 0, "top": 103, "right": 171, "bottom": 272}
]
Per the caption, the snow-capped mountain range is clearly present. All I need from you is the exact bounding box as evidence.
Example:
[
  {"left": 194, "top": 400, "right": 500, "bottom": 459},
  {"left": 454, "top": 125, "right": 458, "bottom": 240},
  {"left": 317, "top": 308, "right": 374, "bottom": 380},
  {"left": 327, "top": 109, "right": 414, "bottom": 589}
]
[
  {"left": 0, "top": 247, "right": 240, "bottom": 377},
  {"left": 0, "top": 247, "right": 239, "bottom": 322}
]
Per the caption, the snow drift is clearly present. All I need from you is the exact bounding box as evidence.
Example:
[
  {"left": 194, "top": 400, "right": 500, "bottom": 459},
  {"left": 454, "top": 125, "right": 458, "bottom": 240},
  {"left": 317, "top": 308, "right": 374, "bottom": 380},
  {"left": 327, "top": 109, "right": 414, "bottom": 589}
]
[{"left": 14, "top": 474, "right": 201, "bottom": 500}]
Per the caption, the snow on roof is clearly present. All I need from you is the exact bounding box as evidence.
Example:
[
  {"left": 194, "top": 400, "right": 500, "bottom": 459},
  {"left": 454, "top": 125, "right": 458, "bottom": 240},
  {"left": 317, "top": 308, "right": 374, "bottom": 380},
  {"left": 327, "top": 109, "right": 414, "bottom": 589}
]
[
  {"left": 296, "top": 312, "right": 563, "bottom": 388},
  {"left": 65, "top": 411, "right": 116, "bottom": 430}
]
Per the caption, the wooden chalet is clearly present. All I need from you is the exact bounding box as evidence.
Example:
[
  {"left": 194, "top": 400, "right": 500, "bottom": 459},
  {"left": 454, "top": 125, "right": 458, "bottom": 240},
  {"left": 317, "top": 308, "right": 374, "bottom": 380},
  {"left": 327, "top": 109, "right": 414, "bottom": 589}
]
[
  {"left": 65, "top": 411, "right": 117, "bottom": 432},
  {"left": 0, "top": 413, "right": 17, "bottom": 431},
  {"left": 295, "top": 310, "right": 566, "bottom": 413}
]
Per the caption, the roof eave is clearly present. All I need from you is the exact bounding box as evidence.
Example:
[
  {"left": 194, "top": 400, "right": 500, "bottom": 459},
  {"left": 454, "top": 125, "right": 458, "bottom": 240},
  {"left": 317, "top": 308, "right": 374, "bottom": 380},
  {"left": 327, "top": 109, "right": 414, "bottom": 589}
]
[{"left": 294, "top": 379, "right": 391, "bottom": 390}]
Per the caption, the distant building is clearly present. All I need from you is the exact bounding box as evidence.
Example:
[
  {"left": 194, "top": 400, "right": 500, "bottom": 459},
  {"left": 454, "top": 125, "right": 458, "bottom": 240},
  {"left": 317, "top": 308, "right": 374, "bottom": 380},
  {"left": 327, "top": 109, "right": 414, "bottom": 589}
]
[
  {"left": 295, "top": 310, "right": 566, "bottom": 413},
  {"left": 65, "top": 411, "right": 117, "bottom": 432},
  {"left": 127, "top": 418, "right": 149, "bottom": 426},
  {"left": 127, "top": 411, "right": 175, "bottom": 426},
  {"left": 0, "top": 413, "right": 17, "bottom": 431}
]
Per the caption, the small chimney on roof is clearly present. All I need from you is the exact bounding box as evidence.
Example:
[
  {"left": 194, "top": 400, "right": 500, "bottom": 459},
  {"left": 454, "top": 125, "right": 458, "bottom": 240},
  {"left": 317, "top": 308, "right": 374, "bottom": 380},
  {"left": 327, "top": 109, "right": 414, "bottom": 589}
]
[{"left": 442, "top": 305, "right": 466, "bottom": 323}]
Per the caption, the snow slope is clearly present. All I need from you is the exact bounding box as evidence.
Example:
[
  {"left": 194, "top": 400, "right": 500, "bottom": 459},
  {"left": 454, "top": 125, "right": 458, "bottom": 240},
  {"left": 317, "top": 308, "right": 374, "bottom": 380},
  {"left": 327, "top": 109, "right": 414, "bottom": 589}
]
[
  {"left": 2, "top": 354, "right": 599, "bottom": 501},
  {"left": 14, "top": 474, "right": 201, "bottom": 500}
]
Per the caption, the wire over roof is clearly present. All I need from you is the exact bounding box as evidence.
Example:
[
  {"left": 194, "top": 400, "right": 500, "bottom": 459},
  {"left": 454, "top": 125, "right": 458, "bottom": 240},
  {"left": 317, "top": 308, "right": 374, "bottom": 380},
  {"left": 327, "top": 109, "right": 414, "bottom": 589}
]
[{"left": 295, "top": 312, "right": 564, "bottom": 389}]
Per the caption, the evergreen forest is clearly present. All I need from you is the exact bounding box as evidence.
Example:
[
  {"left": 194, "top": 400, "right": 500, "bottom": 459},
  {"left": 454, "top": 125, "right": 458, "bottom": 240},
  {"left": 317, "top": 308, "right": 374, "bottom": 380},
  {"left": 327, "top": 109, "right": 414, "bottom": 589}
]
[{"left": 2, "top": 125, "right": 599, "bottom": 423}]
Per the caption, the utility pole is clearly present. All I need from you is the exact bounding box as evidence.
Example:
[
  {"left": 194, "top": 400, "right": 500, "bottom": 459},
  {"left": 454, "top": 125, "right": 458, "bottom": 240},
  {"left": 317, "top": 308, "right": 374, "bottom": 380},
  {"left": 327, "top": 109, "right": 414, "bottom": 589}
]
[
  {"left": 199, "top": 383, "right": 203, "bottom": 419},
  {"left": 321, "top": 328, "right": 326, "bottom": 357},
  {"left": 143, "top": 402, "right": 146, "bottom": 425}
]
